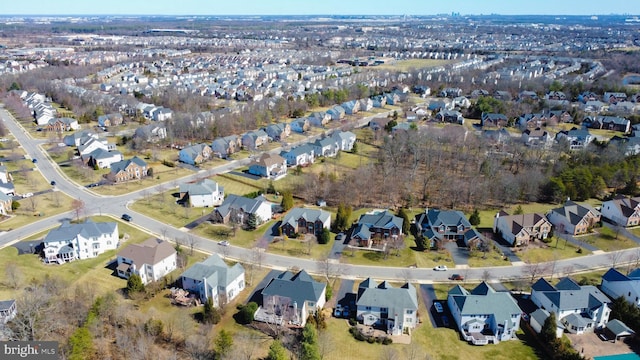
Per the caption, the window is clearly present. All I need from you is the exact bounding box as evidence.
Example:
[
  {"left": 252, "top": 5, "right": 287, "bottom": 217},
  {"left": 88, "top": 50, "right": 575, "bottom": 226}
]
[
  {"left": 380, "top": 307, "right": 388, "bottom": 313},
  {"left": 406, "top": 310, "right": 414, "bottom": 314},
  {"left": 365, "top": 306, "right": 372, "bottom": 311}
]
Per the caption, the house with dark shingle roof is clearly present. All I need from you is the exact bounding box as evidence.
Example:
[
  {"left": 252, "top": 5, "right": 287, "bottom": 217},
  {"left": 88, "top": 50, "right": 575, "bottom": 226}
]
[
  {"left": 555, "top": 127, "right": 594, "bottom": 150},
  {"left": 330, "top": 130, "right": 356, "bottom": 151},
  {"left": 43, "top": 220, "right": 119, "bottom": 263},
  {"left": 355, "top": 278, "right": 418, "bottom": 335},
  {"left": 212, "top": 194, "right": 272, "bottom": 225},
  {"left": 0, "top": 299, "right": 17, "bottom": 324},
  {"left": 116, "top": 238, "right": 176, "bottom": 285},
  {"left": 180, "top": 253, "right": 245, "bottom": 306},
  {"left": 248, "top": 153, "right": 287, "bottom": 180},
  {"left": 179, "top": 178, "right": 224, "bottom": 208},
  {"left": 280, "top": 207, "right": 331, "bottom": 237},
  {"left": 255, "top": 269, "right": 326, "bottom": 327},
  {"left": 280, "top": 144, "right": 315, "bottom": 167},
  {"left": 600, "top": 267, "right": 640, "bottom": 308},
  {"left": 601, "top": 195, "right": 640, "bottom": 227},
  {"left": 583, "top": 116, "right": 630, "bottom": 133},
  {"left": 262, "top": 122, "right": 291, "bottom": 141},
  {"left": 481, "top": 113, "right": 508, "bottom": 128},
  {"left": 547, "top": 200, "right": 601, "bottom": 236},
  {"left": 447, "top": 282, "right": 522, "bottom": 345},
  {"left": 493, "top": 211, "right": 552, "bottom": 246},
  {"left": 211, "top": 135, "right": 241, "bottom": 158},
  {"left": 179, "top": 143, "right": 213, "bottom": 165},
  {"left": 107, "top": 156, "right": 148, "bottom": 183},
  {"left": 241, "top": 129, "right": 269, "bottom": 150},
  {"left": 312, "top": 136, "right": 340, "bottom": 158},
  {"left": 531, "top": 277, "right": 611, "bottom": 335},
  {"left": 415, "top": 208, "right": 482, "bottom": 249},
  {"left": 351, "top": 210, "right": 403, "bottom": 248}
]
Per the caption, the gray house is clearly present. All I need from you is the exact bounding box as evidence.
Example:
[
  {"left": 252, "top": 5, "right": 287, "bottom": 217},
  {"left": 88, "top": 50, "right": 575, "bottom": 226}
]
[
  {"left": 356, "top": 278, "right": 418, "bottom": 335},
  {"left": 180, "top": 254, "right": 245, "bottom": 306}
]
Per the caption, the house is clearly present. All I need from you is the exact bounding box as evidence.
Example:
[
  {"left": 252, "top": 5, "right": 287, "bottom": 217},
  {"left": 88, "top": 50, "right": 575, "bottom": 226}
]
[
  {"left": 548, "top": 110, "right": 573, "bottom": 124},
  {"left": 46, "top": 117, "right": 79, "bottom": 132},
  {"left": 359, "top": 98, "right": 374, "bottom": 111},
  {"left": 212, "top": 194, "right": 272, "bottom": 225},
  {"left": 531, "top": 277, "right": 611, "bottom": 335},
  {"left": 63, "top": 129, "right": 99, "bottom": 147},
  {"left": 107, "top": 156, "right": 148, "bottom": 183},
  {"left": 308, "top": 112, "right": 331, "bottom": 127},
  {"left": 482, "top": 128, "right": 511, "bottom": 145},
  {"left": 116, "top": 238, "right": 177, "bottom": 285},
  {"left": 521, "top": 128, "right": 553, "bottom": 148},
  {"left": 326, "top": 105, "right": 346, "bottom": 120},
  {"left": 341, "top": 100, "right": 360, "bottom": 115},
  {"left": 0, "top": 192, "right": 12, "bottom": 215},
  {"left": 601, "top": 195, "right": 640, "bottom": 227},
  {"left": 481, "top": 113, "right": 508, "bottom": 128},
  {"left": 281, "top": 144, "right": 315, "bottom": 167},
  {"left": 434, "top": 110, "right": 464, "bottom": 124},
  {"left": 384, "top": 92, "right": 401, "bottom": 105},
  {"left": 355, "top": 278, "right": 418, "bottom": 336},
  {"left": 582, "top": 100, "right": 607, "bottom": 113},
  {"left": 518, "top": 90, "right": 539, "bottom": 101},
  {"left": 85, "top": 148, "right": 124, "bottom": 169},
  {"left": 255, "top": 269, "right": 326, "bottom": 327},
  {"left": 604, "top": 92, "right": 628, "bottom": 104},
  {"left": 179, "top": 143, "right": 213, "bottom": 165},
  {"left": 97, "top": 113, "right": 123, "bottom": 127},
  {"left": 133, "top": 123, "right": 167, "bottom": 142},
  {"left": 312, "top": 137, "right": 339, "bottom": 158},
  {"left": 555, "top": 128, "right": 594, "bottom": 150},
  {"left": 517, "top": 113, "right": 547, "bottom": 129},
  {"left": 211, "top": 135, "right": 241, "bottom": 158},
  {"left": 440, "top": 87, "right": 462, "bottom": 98},
  {"left": 583, "top": 116, "right": 630, "bottom": 133},
  {"left": 180, "top": 253, "right": 245, "bottom": 306},
  {"left": 452, "top": 96, "right": 471, "bottom": 109},
  {"left": 547, "top": 200, "right": 601, "bottom": 236},
  {"left": 179, "top": 179, "right": 224, "bottom": 208},
  {"left": 248, "top": 153, "right": 287, "bottom": 180},
  {"left": 241, "top": 130, "right": 269, "bottom": 150},
  {"left": 43, "top": 220, "right": 119, "bottom": 263},
  {"left": 529, "top": 308, "right": 564, "bottom": 338},
  {"left": 415, "top": 208, "right": 482, "bottom": 249},
  {"left": 600, "top": 268, "right": 640, "bottom": 308},
  {"left": 290, "top": 118, "right": 310, "bottom": 133},
  {"left": 494, "top": 90, "right": 512, "bottom": 101},
  {"left": 447, "top": 282, "right": 522, "bottom": 345},
  {"left": 392, "top": 122, "right": 412, "bottom": 134},
  {"left": 0, "top": 165, "right": 12, "bottom": 184},
  {"left": 427, "top": 100, "right": 453, "bottom": 112},
  {"left": 78, "top": 137, "right": 110, "bottom": 157},
  {"left": 545, "top": 91, "right": 568, "bottom": 101},
  {"left": 372, "top": 95, "right": 387, "bottom": 108},
  {"left": 351, "top": 210, "right": 403, "bottom": 248},
  {"left": 493, "top": 211, "right": 552, "bottom": 246},
  {"left": 369, "top": 117, "right": 392, "bottom": 131},
  {"left": 0, "top": 299, "right": 17, "bottom": 324},
  {"left": 262, "top": 123, "right": 291, "bottom": 141},
  {"left": 330, "top": 130, "right": 356, "bottom": 151},
  {"left": 280, "top": 207, "right": 331, "bottom": 237},
  {"left": 0, "top": 181, "right": 15, "bottom": 196}
]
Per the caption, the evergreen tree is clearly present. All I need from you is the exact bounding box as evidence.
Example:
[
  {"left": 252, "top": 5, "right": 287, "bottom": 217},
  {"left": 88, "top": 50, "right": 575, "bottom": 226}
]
[
  {"left": 281, "top": 190, "right": 294, "bottom": 212},
  {"left": 469, "top": 209, "right": 481, "bottom": 226},
  {"left": 126, "top": 274, "right": 145, "bottom": 294},
  {"left": 541, "top": 311, "right": 558, "bottom": 344},
  {"left": 68, "top": 327, "right": 94, "bottom": 360},
  {"left": 246, "top": 213, "right": 258, "bottom": 230},
  {"left": 397, "top": 208, "right": 411, "bottom": 234},
  {"left": 513, "top": 205, "right": 524, "bottom": 215},
  {"left": 318, "top": 227, "right": 331, "bottom": 244},
  {"left": 203, "top": 296, "right": 221, "bottom": 324},
  {"left": 266, "top": 340, "right": 288, "bottom": 360},
  {"left": 215, "top": 329, "right": 233, "bottom": 358}
]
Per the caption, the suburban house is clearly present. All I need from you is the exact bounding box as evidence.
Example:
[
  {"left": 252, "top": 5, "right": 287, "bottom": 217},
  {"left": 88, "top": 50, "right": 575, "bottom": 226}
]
[
  {"left": 434, "top": 110, "right": 464, "bottom": 124},
  {"left": 43, "top": 220, "right": 119, "bottom": 263},
  {"left": 493, "top": 211, "right": 552, "bottom": 246},
  {"left": 326, "top": 105, "right": 346, "bottom": 120},
  {"left": 600, "top": 268, "right": 640, "bottom": 307},
  {"left": 330, "top": 130, "right": 357, "bottom": 151},
  {"left": 97, "top": 113, "right": 123, "bottom": 127},
  {"left": 262, "top": 123, "right": 291, "bottom": 141},
  {"left": 133, "top": 123, "right": 167, "bottom": 142},
  {"left": 212, "top": 194, "right": 272, "bottom": 225},
  {"left": 312, "top": 137, "right": 340, "bottom": 158},
  {"left": 46, "top": 117, "right": 79, "bottom": 132},
  {"left": 341, "top": 100, "right": 360, "bottom": 115},
  {"left": 517, "top": 113, "right": 547, "bottom": 129},
  {"left": 529, "top": 308, "right": 564, "bottom": 339},
  {"left": 547, "top": 200, "right": 601, "bottom": 236},
  {"left": 107, "top": 156, "right": 148, "bottom": 183},
  {"left": 116, "top": 238, "right": 177, "bottom": 285},
  {"left": 372, "top": 95, "right": 387, "bottom": 108},
  {"left": 351, "top": 210, "right": 403, "bottom": 248},
  {"left": 447, "top": 282, "right": 522, "bottom": 345},
  {"left": 211, "top": 135, "right": 241, "bottom": 158},
  {"left": 359, "top": 98, "right": 374, "bottom": 111},
  {"left": 84, "top": 148, "right": 124, "bottom": 169},
  {"left": 0, "top": 165, "right": 12, "bottom": 184},
  {"left": 555, "top": 128, "right": 594, "bottom": 150},
  {"left": 601, "top": 195, "right": 640, "bottom": 227},
  {"left": 179, "top": 143, "right": 213, "bottom": 165},
  {"left": 63, "top": 129, "right": 99, "bottom": 147},
  {"left": 178, "top": 179, "right": 224, "bottom": 208},
  {"left": 78, "top": 137, "right": 111, "bottom": 157},
  {"left": 604, "top": 92, "right": 628, "bottom": 104},
  {"left": 0, "top": 181, "right": 15, "bottom": 196},
  {"left": 369, "top": 117, "right": 393, "bottom": 131},
  {"left": 280, "top": 207, "right": 331, "bottom": 237},
  {"left": 481, "top": 113, "right": 508, "bottom": 128},
  {"left": 290, "top": 118, "right": 310, "bottom": 133},
  {"left": 415, "top": 208, "right": 482, "bottom": 249},
  {"left": 248, "top": 153, "right": 287, "bottom": 180},
  {"left": 0, "top": 299, "right": 17, "bottom": 324},
  {"left": 531, "top": 277, "right": 611, "bottom": 335},
  {"left": 355, "top": 278, "right": 418, "bottom": 335},
  {"left": 281, "top": 144, "right": 315, "bottom": 167},
  {"left": 521, "top": 128, "right": 553, "bottom": 148},
  {"left": 241, "top": 130, "right": 269, "bottom": 150},
  {"left": 583, "top": 116, "right": 631, "bottom": 133},
  {"left": 180, "top": 253, "right": 245, "bottom": 306},
  {"left": 255, "top": 269, "right": 326, "bottom": 327},
  {"left": 0, "top": 192, "right": 12, "bottom": 215}
]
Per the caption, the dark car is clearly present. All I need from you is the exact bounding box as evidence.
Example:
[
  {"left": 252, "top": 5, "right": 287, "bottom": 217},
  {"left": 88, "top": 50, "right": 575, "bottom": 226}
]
[
  {"left": 31, "top": 158, "right": 37, "bottom": 163},
  {"left": 450, "top": 274, "right": 464, "bottom": 281},
  {"left": 121, "top": 214, "right": 132, "bottom": 222},
  {"left": 50, "top": 180, "right": 56, "bottom": 186}
]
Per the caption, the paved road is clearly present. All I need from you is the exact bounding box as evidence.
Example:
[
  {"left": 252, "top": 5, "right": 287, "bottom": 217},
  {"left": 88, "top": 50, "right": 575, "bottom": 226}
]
[{"left": 0, "top": 106, "right": 638, "bottom": 284}]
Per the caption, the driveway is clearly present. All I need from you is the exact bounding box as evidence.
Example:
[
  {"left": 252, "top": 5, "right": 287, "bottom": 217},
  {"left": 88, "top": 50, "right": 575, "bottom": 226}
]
[
  {"left": 419, "top": 284, "right": 438, "bottom": 328},
  {"left": 494, "top": 242, "right": 522, "bottom": 263},
  {"left": 445, "top": 241, "right": 468, "bottom": 266},
  {"left": 333, "top": 279, "right": 355, "bottom": 309},
  {"left": 329, "top": 233, "right": 348, "bottom": 259}
]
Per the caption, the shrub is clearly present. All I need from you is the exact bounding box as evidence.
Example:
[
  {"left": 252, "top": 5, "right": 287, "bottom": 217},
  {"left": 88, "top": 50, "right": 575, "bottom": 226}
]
[
  {"left": 382, "top": 337, "right": 393, "bottom": 345},
  {"left": 235, "top": 302, "right": 258, "bottom": 324}
]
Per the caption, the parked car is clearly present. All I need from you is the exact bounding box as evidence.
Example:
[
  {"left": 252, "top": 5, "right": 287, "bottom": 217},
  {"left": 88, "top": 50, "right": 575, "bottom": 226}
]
[
  {"left": 342, "top": 306, "right": 350, "bottom": 318},
  {"left": 434, "top": 302, "right": 444, "bottom": 313},
  {"left": 336, "top": 233, "right": 345, "bottom": 241},
  {"left": 121, "top": 214, "right": 132, "bottom": 222},
  {"left": 50, "top": 180, "right": 56, "bottom": 186},
  {"left": 334, "top": 305, "right": 343, "bottom": 317},
  {"left": 450, "top": 274, "right": 464, "bottom": 281},
  {"left": 21, "top": 192, "right": 33, "bottom": 198},
  {"left": 218, "top": 240, "right": 230, "bottom": 246},
  {"left": 433, "top": 265, "right": 448, "bottom": 271},
  {"left": 31, "top": 158, "right": 37, "bottom": 163}
]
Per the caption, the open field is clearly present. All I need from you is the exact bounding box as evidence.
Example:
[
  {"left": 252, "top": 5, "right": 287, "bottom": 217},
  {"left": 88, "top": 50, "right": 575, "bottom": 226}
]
[
  {"left": 371, "top": 59, "right": 454, "bottom": 72},
  {"left": 130, "top": 191, "right": 206, "bottom": 228}
]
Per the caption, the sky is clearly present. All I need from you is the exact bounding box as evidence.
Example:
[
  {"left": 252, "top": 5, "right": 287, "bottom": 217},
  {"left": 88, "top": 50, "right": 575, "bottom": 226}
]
[{"left": 0, "top": 0, "right": 636, "bottom": 16}]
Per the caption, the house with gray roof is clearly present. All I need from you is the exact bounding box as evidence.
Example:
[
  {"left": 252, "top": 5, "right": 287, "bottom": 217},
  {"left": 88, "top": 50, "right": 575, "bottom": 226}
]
[
  {"left": 180, "top": 253, "right": 245, "bottom": 306},
  {"left": 601, "top": 195, "right": 640, "bottom": 227},
  {"left": 211, "top": 135, "right": 241, "bottom": 158},
  {"left": 179, "top": 178, "right": 224, "bottom": 208},
  {"left": 241, "top": 129, "right": 269, "bottom": 150},
  {"left": 43, "top": 220, "right": 119, "bottom": 263},
  {"left": 312, "top": 137, "right": 340, "bottom": 158},
  {"left": 281, "top": 143, "right": 315, "bottom": 167},
  {"left": 84, "top": 148, "right": 123, "bottom": 169},
  {"left": 289, "top": 118, "right": 310, "bottom": 133},
  {"left": 600, "top": 267, "right": 640, "bottom": 308},
  {"left": 415, "top": 208, "right": 482, "bottom": 249},
  {"left": 212, "top": 194, "right": 272, "bottom": 226},
  {"left": 179, "top": 143, "right": 213, "bottom": 165},
  {"left": 531, "top": 277, "right": 611, "bottom": 335},
  {"left": 63, "top": 129, "right": 99, "bottom": 147},
  {"left": 547, "top": 200, "right": 601, "bottom": 236},
  {"left": 341, "top": 100, "right": 360, "bottom": 115},
  {"left": 481, "top": 113, "right": 508, "bottom": 128},
  {"left": 108, "top": 156, "right": 148, "bottom": 183},
  {"left": 351, "top": 210, "right": 403, "bottom": 248},
  {"left": 326, "top": 105, "right": 346, "bottom": 120},
  {"left": 116, "top": 238, "right": 176, "bottom": 285},
  {"left": 355, "top": 278, "right": 418, "bottom": 335},
  {"left": 435, "top": 110, "right": 464, "bottom": 124},
  {"left": 97, "top": 113, "right": 123, "bottom": 127},
  {"left": 308, "top": 112, "right": 331, "bottom": 127},
  {"left": 583, "top": 116, "right": 630, "bottom": 133},
  {"left": 262, "top": 122, "right": 291, "bottom": 141},
  {"left": 555, "top": 127, "right": 594, "bottom": 150},
  {"left": 248, "top": 153, "right": 287, "bottom": 180},
  {"left": 133, "top": 123, "right": 167, "bottom": 143},
  {"left": 0, "top": 299, "right": 16, "bottom": 324},
  {"left": 0, "top": 181, "right": 14, "bottom": 197},
  {"left": 255, "top": 269, "right": 326, "bottom": 327},
  {"left": 447, "top": 282, "right": 522, "bottom": 345},
  {"left": 280, "top": 207, "right": 331, "bottom": 237},
  {"left": 330, "top": 130, "right": 356, "bottom": 151},
  {"left": 493, "top": 211, "right": 551, "bottom": 246}
]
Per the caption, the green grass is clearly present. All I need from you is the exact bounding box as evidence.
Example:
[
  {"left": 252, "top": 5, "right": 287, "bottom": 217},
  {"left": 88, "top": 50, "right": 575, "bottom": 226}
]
[
  {"left": 214, "top": 173, "right": 262, "bottom": 196},
  {"left": 372, "top": 59, "right": 454, "bottom": 72},
  {"left": 130, "top": 192, "right": 206, "bottom": 228},
  {"left": 467, "top": 249, "right": 511, "bottom": 267},
  {"left": 190, "top": 220, "right": 273, "bottom": 248},
  {"left": 267, "top": 236, "right": 333, "bottom": 260},
  {"left": 581, "top": 226, "right": 638, "bottom": 252},
  {"left": 517, "top": 239, "right": 590, "bottom": 264}
]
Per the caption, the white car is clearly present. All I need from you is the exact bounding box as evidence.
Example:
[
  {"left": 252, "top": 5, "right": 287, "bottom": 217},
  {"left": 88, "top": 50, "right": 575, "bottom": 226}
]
[
  {"left": 433, "top": 265, "right": 448, "bottom": 271},
  {"left": 218, "top": 240, "right": 230, "bottom": 246},
  {"left": 22, "top": 193, "right": 33, "bottom": 198}
]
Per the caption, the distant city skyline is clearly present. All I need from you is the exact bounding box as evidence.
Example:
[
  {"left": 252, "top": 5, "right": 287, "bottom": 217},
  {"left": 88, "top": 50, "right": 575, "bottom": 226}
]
[{"left": 0, "top": 0, "right": 636, "bottom": 16}]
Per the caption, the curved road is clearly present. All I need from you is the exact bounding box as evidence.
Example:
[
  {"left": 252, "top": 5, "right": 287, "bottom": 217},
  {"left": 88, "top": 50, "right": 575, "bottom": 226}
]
[{"left": 0, "top": 106, "right": 632, "bottom": 284}]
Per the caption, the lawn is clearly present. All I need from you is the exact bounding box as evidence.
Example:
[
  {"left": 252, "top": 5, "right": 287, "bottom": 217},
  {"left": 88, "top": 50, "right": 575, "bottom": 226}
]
[
  {"left": 89, "top": 162, "right": 193, "bottom": 196},
  {"left": 190, "top": 220, "right": 273, "bottom": 248},
  {"left": 372, "top": 59, "right": 454, "bottom": 72},
  {"left": 0, "top": 191, "right": 75, "bottom": 232},
  {"left": 213, "top": 173, "right": 263, "bottom": 196},
  {"left": 267, "top": 236, "right": 333, "bottom": 260},
  {"left": 341, "top": 245, "right": 416, "bottom": 267},
  {"left": 467, "top": 249, "right": 511, "bottom": 268},
  {"left": 516, "top": 239, "right": 590, "bottom": 264},
  {"left": 581, "top": 226, "right": 638, "bottom": 252},
  {"left": 130, "top": 192, "right": 206, "bottom": 228},
  {"left": 413, "top": 249, "right": 455, "bottom": 268}
]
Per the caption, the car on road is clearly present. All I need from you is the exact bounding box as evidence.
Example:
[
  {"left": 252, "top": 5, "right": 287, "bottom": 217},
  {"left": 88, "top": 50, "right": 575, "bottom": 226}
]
[
  {"left": 449, "top": 274, "right": 464, "bottom": 281},
  {"left": 50, "top": 180, "right": 56, "bottom": 186},
  {"left": 121, "top": 214, "right": 132, "bottom": 222},
  {"left": 21, "top": 192, "right": 33, "bottom": 198},
  {"left": 31, "top": 158, "right": 37, "bottom": 163},
  {"left": 433, "top": 265, "right": 448, "bottom": 271},
  {"left": 218, "top": 240, "right": 230, "bottom": 246},
  {"left": 434, "top": 302, "right": 444, "bottom": 313}
]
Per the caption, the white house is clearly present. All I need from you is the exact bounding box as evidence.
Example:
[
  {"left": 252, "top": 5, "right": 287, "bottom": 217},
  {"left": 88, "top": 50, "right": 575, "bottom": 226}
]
[
  {"left": 281, "top": 144, "right": 315, "bottom": 167},
  {"left": 179, "top": 179, "right": 224, "bottom": 208},
  {"left": 180, "top": 254, "right": 245, "bottom": 306},
  {"left": 330, "top": 130, "right": 356, "bottom": 151},
  {"left": 116, "top": 238, "right": 177, "bottom": 285},
  {"left": 355, "top": 278, "right": 418, "bottom": 336},
  {"left": 43, "top": 220, "right": 119, "bottom": 263},
  {"left": 493, "top": 212, "right": 552, "bottom": 246},
  {"left": 531, "top": 277, "right": 611, "bottom": 335},
  {"left": 248, "top": 153, "right": 287, "bottom": 180},
  {"left": 600, "top": 195, "right": 640, "bottom": 227},
  {"left": 600, "top": 268, "right": 640, "bottom": 308},
  {"left": 0, "top": 299, "right": 17, "bottom": 324}
]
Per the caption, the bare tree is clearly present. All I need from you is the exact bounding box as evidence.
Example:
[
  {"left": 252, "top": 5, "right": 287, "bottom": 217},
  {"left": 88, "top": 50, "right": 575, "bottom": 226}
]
[
  {"left": 481, "top": 269, "right": 492, "bottom": 282},
  {"left": 522, "top": 262, "right": 551, "bottom": 285},
  {"left": 306, "top": 234, "right": 316, "bottom": 256},
  {"left": 608, "top": 250, "right": 625, "bottom": 268},
  {"left": 27, "top": 196, "right": 38, "bottom": 213},
  {"left": 186, "top": 234, "right": 199, "bottom": 256},
  {"left": 4, "top": 262, "right": 22, "bottom": 289},
  {"left": 379, "top": 347, "right": 399, "bottom": 360},
  {"left": 72, "top": 198, "right": 85, "bottom": 221}
]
